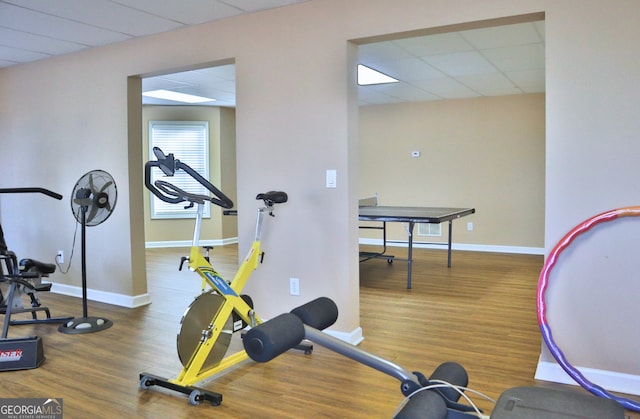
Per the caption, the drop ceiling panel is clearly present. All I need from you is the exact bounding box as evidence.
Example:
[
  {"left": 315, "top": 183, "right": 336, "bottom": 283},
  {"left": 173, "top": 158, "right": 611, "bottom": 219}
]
[
  {"left": 423, "top": 51, "right": 497, "bottom": 76},
  {"left": 141, "top": 64, "right": 237, "bottom": 107},
  {"left": 370, "top": 81, "right": 440, "bottom": 102},
  {"left": 358, "top": 42, "right": 413, "bottom": 63},
  {"left": 2, "top": 0, "right": 183, "bottom": 36},
  {"left": 461, "top": 22, "right": 543, "bottom": 49},
  {"left": 112, "top": 0, "right": 242, "bottom": 25},
  {"left": 0, "top": 0, "right": 311, "bottom": 68},
  {"left": 483, "top": 44, "right": 545, "bottom": 72},
  {"left": 506, "top": 69, "right": 546, "bottom": 93},
  {"left": 534, "top": 21, "right": 545, "bottom": 40},
  {"left": 393, "top": 32, "right": 474, "bottom": 56},
  {"left": 372, "top": 58, "right": 443, "bottom": 81},
  {"left": 358, "top": 20, "right": 545, "bottom": 105},
  {"left": 456, "top": 72, "right": 516, "bottom": 92},
  {"left": 0, "top": 44, "right": 49, "bottom": 62},
  {"left": 413, "top": 77, "right": 481, "bottom": 99},
  {"left": 223, "top": 0, "right": 310, "bottom": 12},
  {"left": 0, "top": 2, "right": 130, "bottom": 46},
  {"left": 0, "top": 27, "right": 85, "bottom": 55},
  {"left": 358, "top": 87, "right": 405, "bottom": 105}
]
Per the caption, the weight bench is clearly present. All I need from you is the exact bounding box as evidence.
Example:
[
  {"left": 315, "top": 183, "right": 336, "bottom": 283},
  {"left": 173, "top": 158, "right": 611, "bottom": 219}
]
[{"left": 243, "top": 297, "right": 626, "bottom": 419}]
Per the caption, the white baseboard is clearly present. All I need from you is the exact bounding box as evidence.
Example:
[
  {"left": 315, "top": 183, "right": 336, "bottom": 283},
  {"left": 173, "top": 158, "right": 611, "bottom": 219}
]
[
  {"left": 359, "top": 238, "right": 544, "bottom": 255},
  {"left": 145, "top": 238, "right": 238, "bottom": 248},
  {"left": 48, "top": 282, "right": 151, "bottom": 308},
  {"left": 535, "top": 360, "right": 640, "bottom": 396},
  {"left": 56, "top": 238, "right": 237, "bottom": 305},
  {"left": 325, "top": 326, "right": 364, "bottom": 345},
  {"left": 148, "top": 237, "right": 542, "bottom": 255},
  {"left": 52, "top": 238, "right": 536, "bottom": 322},
  {"left": 47, "top": 281, "right": 364, "bottom": 345}
]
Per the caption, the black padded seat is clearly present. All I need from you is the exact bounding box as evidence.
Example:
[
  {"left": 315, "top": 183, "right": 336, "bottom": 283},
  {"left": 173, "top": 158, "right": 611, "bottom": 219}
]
[{"left": 19, "top": 258, "right": 56, "bottom": 275}]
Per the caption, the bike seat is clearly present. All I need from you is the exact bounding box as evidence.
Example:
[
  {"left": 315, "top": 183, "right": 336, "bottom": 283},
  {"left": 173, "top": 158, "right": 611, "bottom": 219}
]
[
  {"left": 19, "top": 258, "right": 56, "bottom": 276},
  {"left": 256, "top": 191, "right": 288, "bottom": 205}
]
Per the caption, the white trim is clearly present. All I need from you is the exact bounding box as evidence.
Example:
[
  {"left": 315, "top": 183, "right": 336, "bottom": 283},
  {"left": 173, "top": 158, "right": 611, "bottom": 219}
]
[
  {"left": 147, "top": 238, "right": 541, "bottom": 255},
  {"left": 535, "top": 360, "right": 640, "bottom": 396},
  {"left": 359, "top": 238, "right": 544, "bottom": 255},
  {"left": 145, "top": 237, "right": 238, "bottom": 248},
  {"left": 47, "top": 282, "right": 151, "bottom": 308},
  {"left": 325, "top": 326, "right": 364, "bottom": 345},
  {"left": 47, "top": 239, "right": 238, "bottom": 306}
]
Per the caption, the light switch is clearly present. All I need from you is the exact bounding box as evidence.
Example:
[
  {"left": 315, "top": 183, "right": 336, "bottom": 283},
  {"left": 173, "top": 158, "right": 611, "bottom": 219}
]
[{"left": 326, "top": 169, "right": 337, "bottom": 188}]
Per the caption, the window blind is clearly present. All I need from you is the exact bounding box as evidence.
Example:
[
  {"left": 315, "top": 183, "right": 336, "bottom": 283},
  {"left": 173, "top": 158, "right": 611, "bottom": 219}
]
[{"left": 149, "top": 121, "right": 210, "bottom": 219}]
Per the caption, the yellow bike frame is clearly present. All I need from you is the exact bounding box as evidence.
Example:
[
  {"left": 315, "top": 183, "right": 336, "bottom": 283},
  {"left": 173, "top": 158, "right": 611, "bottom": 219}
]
[{"left": 171, "top": 239, "right": 264, "bottom": 386}]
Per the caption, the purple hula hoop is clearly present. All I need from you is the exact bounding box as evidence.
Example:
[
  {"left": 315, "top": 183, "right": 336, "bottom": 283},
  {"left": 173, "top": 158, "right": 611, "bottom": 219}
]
[{"left": 537, "top": 207, "right": 640, "bottom": 412}]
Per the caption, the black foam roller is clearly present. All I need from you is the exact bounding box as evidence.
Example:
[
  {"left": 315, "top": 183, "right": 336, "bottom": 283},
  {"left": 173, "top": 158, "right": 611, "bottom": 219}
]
[
  {"left": 243, "top": 313, "right": 305, "bottom": 363},
  {"left": 394, "top": 390, "right": 448, "bottom": 419},
  {"left": 428, "top": 361, "right": 468, "bottom": 402},
  {"left": 290, "top": 297, "right": 338, "bottom": 330}
]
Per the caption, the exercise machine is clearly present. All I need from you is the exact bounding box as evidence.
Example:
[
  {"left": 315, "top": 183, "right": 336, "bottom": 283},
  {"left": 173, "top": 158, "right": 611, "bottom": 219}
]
[
  {"left": 139, "top": 147, "right": 309, "bottom": 405},
  {"left": 0, "top": 187, "right": 73, "bottom": 371},
  {"left": 0, "top": 187, "right": 73, "bottom": 338},
  {"left": 243, "top": 297, "right": 626, "bottom": 419}
]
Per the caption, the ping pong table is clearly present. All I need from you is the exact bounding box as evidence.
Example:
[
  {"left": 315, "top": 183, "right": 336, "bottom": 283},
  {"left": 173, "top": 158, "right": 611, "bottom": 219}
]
[{"left": 359, "top": 199, "right": 475, "bottom": 289}]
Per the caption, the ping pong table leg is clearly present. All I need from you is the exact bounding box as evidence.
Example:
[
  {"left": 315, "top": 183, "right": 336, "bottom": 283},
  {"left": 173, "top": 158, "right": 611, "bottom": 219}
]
[
  {"left": 407, "top": 221, "right": 414, "bottom": 289},
  {"left": 447, "top": 220, "right": 453, "bottom": 267}
]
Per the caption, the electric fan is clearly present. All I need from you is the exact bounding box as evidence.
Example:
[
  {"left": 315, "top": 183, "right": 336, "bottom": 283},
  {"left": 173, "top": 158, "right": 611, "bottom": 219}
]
[{"left": 59, "top": 170, "right": 117, "bottom": 334}]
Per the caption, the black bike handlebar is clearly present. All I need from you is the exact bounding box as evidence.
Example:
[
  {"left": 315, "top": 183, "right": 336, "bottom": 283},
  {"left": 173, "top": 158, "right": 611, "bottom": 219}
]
[
  {"left": 154, "top": 180, "right": 208, "bottom": 205},
  {"left": 144, "top": 147, "right": 234, "bottom": 209}
]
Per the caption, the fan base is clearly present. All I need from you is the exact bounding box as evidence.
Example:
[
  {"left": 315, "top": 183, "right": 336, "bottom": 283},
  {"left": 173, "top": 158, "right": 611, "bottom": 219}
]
[{"left": 58, "top": 316, "right": 113, "bottom": 334}]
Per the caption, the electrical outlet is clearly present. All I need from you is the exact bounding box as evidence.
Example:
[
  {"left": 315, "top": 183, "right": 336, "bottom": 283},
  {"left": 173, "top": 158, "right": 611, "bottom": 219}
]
[
  {"left": 56, "top": 250, "right": 64, "bottom": 264},
  {"left": 467, "top": 222, "right": 474, "bottom": 231},
  {"left": 289, "top": 277, "right": 300, "bottom": 296}
]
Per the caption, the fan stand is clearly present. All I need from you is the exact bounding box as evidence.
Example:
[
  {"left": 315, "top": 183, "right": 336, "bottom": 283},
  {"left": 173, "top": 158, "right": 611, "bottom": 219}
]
[{"left": 59, "top": 205, "right": 113, "bottom": 334}]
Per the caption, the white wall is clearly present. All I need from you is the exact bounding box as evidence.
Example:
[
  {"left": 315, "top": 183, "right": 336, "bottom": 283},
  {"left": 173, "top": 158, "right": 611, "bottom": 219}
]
[{"left": 1, "top": 0, "right": 639, "bottom": 396}]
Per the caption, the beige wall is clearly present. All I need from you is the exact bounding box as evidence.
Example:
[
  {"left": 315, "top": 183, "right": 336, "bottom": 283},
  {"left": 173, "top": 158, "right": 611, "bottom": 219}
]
[
  {"left": 1, "top": 0, "right": 639, "bottom": 393},
  {"left": 145, "top": 94, "right": 545, "bottom": 251},
  {"left": 219, "top": 107, "right": 237, "bottom": 239},
  {"left": 360, "top": 94, "right": 545, "bottom": 250},
  {"left": 142, "top": 105, "right": 238, "bottom": 245}
]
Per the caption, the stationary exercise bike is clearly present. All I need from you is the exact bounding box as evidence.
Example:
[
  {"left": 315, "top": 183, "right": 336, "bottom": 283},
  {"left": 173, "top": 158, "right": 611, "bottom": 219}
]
[{"left": 139, "top": 147, "right": 306, "bottom": 405}]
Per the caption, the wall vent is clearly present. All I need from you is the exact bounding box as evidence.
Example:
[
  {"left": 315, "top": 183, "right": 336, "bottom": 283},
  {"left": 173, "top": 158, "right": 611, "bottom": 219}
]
[{"left": 418, "top": 223, "right": 442, "bottom": 237}]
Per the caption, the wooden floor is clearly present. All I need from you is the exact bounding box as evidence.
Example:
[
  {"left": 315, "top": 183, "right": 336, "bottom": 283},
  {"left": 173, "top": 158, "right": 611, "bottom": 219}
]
[{"left": 2, "top": 245, "right": 638, "bottom": 418}]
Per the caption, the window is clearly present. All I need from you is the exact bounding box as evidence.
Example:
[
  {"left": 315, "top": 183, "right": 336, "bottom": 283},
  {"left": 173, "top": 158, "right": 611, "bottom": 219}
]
[{"left": 149, "top": 121, "right": 210, "bottom": 219}]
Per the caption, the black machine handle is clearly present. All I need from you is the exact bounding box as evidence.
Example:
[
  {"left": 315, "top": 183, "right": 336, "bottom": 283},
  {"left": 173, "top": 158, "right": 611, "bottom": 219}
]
[
  {"left": 144, "top": 147, "right": 234, "bottom": 209},
  {"left": 0, "top": 187, "right": 63, "bottom": 200}
]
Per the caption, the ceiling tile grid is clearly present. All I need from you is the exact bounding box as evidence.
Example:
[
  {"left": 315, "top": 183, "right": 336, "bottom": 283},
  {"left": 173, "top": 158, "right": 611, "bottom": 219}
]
[
  {"left": 357, "top": 21, "right": 545, "bottom": 105},
  {"left": 0, "top": 0, "right": 308, "bottom": 67}
]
